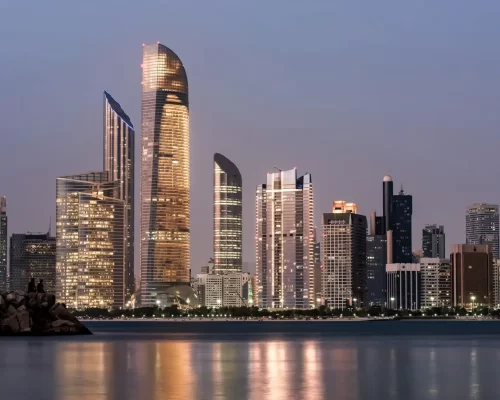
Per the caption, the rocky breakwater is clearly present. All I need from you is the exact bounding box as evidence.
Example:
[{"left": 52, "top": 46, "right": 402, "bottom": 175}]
[{"left": 0, "top": 291, "right": 92, "bottom": 335}]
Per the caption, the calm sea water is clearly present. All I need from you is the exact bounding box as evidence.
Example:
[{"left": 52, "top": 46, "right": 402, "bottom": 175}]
[{"left": 2, "top": 320, "right": 500, "bottom": 400}]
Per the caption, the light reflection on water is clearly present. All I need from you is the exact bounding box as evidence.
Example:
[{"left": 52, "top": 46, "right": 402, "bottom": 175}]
[{"left": 1, "top": 336, "right": 500, "bottom": 400}]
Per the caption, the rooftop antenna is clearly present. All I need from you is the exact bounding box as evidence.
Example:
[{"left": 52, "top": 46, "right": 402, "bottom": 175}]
[{"left": 274, "top": 167, "right": 282, "bottom": 172}]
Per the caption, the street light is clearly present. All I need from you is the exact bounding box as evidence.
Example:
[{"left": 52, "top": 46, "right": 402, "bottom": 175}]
[
  {"left": 390, "top": 297, "right": 395, "bottom": 309},
  {"left": 430, "top": 296, "right": 435, "bottom": 307},
  {"left": 471, "top": 296, "right": 476, "bottom": 313}
]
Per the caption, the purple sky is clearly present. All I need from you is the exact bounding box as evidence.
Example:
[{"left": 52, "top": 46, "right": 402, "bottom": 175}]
[{"left": 1, "top": 2, "right": 500, "bottom": 275}]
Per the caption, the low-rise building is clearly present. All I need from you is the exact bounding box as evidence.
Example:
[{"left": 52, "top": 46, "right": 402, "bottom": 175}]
[{"left": 386, "top": 263, "right": 421, "bottom": 310}]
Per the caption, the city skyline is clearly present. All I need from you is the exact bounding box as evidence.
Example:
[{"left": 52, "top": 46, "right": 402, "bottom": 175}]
[{"left": 3, "top": 3, "right": 500, "bottom": 275}]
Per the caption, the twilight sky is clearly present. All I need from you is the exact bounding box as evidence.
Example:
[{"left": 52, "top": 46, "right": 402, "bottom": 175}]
[{"left": 1, "top": 1, "right": 500, "bottom": 275}]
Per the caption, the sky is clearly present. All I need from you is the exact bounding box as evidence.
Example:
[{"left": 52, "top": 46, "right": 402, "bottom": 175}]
[{"left": 1, "top": 1, "right": 500, "bottom": 276}]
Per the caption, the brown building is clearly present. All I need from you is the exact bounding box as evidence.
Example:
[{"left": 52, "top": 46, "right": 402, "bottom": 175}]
[{"left": 450, "top": 244, "right": 493, "bottom": 309}]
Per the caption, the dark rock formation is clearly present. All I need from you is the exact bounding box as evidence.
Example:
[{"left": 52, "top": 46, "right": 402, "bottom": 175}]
[{"left": 0, "top": 291, "right": 92, "bottom": 335}]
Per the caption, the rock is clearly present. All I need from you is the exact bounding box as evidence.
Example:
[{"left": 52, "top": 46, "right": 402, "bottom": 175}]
[
  {"left": 0, "top": 295, "right": 5, "bottom": 311},
  {"left": 5, "top": 305, "right": 17, "bottom": 316},
  {"left": 15, "top": 290, "right": 26, "bottom": 297},
  {"left": 17, "top": 311, "right": 30, "bottom": 332},
  {"left": 52, "top": 319, "right": 75, "bottom": 328},
  {"left": 46, "top": 294, "right": 56, "bottom": 308},
  {"left": 17, "top": 305, "right": 27, "bottom": 313},
  {"left": 36, "top": 293, "right": 46, "bottom": 305},
  {"left": 1, "top": 314, "right": 20, "bottom": 333}
]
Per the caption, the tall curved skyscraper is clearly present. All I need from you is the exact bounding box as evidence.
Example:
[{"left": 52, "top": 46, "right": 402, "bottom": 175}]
[
  {"left": 140, "top": 43, "right": 190, "bottom": 306},
  {"left": 214, "top": 153, "right": 242, "bottom": 274},
  {"left": 103, "top": 91, "right": 135, "bottom": 297}
]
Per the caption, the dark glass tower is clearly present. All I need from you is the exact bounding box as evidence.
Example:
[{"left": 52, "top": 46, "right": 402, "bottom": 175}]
[
  {"left": 213, "top": 153, "right": 242, "bottom": 274},
  {"left": 422, "top": 224, "right": 445, "bottom": 258},
  {"left": 0, "top": 197, "right": 7, "bottom": 291},
  {"left": 382, "top": 176, "right": 393, "bottom": 233},
  {"left": 392, "top": 188, "right": 413, "bottom": 263},
  {"left": 104, "top": 90, "right": 135, "bottom": 297},
  {"left": 140, "top": 43, "right": 190, "bottom": 306}
]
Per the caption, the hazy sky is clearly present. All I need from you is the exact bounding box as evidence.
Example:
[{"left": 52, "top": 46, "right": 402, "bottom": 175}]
[{"left": 2, "top": 1, "right": 500, "bottom": 275}]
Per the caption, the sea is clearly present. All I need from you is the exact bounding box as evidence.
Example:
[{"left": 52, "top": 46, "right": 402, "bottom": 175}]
[{"left": 1, "top": 320, "right": 500, "bottom": 400}]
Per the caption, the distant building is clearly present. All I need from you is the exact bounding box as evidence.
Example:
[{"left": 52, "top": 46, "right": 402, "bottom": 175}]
[
  {"left": 420, "top": 258, "right": 451, "bottom": 309},
  {"left": 493, "top": 259, "right": 500, "bottom": 308},
  {"left": 466, "top": 204, "right": 499, "bottom": 259},
  {"left": 366, "top": 234, "right": 387, "bottom": 306},
  {"left": 103, "top": 90, "right": 135, "bottom": 297},
  {"left": 0, "top": 197, "right": 7, "bottom": 291},
  {"left": 256, "top": 168, "right": 314, "bottom": 309},
  {"left": 313, "top": 238, "right": 321, "bottom": 307},
  {"left": 450, "top": 244, "right": 493, "bottom": 309},
  {"left": 422, "top": 225, "right": 445, "bottom": 259},
  {"left": 412, "top": 249, "right": 423, "bottom": 264},
  {"left": 196, "top": 272, "right": 251, "bottom": 307},
  {"left": 382, "top": 176, "right": 393, "bottom": 235},
  {"left": 201, "top": 259, "right": 214, "bottom": 275},
  {"left": 214, "top": 153, "right": 242, "bottom": 274},
  {"left": 9, "top": 233, "right": 56, "bottom": 293},
  {"left": 386, "top": 263, "right": 421, "bottom": 310},
  {"left": 321, "top": 207, "right": 367, "bottom": 309},
  {"left": 56, "top": 172, "right": 125, "bottom": 309},
  {"left": 392, "top": 188, "right": 413, "bottom": 263}
]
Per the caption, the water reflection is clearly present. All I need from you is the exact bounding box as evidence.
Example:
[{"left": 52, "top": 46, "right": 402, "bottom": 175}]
[{"left": 1, "top": 337, "right": 500, "bottom": 399}]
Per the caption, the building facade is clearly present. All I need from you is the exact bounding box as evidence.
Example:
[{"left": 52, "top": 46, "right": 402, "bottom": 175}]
[
  {"left": 196, "top": 272, "right": 250, "bottom": 307},
  {"left": 9, "top": 233, "right": 56, "bottom": 293},
  {"left": 450, "top": 244, "right": 493, "bottom": 309},
  {"left": 419, "top": 258, "right": 451, "bottom": 309},
  {"left": 422, "top": 224, "right": 445, "bottom": 259},
  {"left": 213, "top": 153, "right": 242, "bottom": 274},
  {"left": 56, "top": 172, "right": 125, "bottom": 309},
  {"left": 256, "top": 168, "right": 314, "bottom": 309},
  {"left": 392, "top": 188, "right": 413, "bottom": 263},
  {"left": 0, "top": 197, "right": 6, "bottom": 291},
  {"left": 140, "top": 43, "right": 190, "bottom": 306},
  {"left": 466, "top": 204, "right": 499, "bottom": 259},
  {"left": 321, "top": 208, "right": 367, "bottom": 309},
  {"left": 103, "top": 90, "right": 135, "bottom": 297},
  {"left": 366, "top": 234, "right": 387, "bottom": 306},
  {"left": 386, "top": 263, "right": 421, "bottom": 310}
]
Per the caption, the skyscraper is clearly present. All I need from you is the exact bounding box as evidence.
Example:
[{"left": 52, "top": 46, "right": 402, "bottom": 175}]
[
  {"left": 419, "top": 257, "right": 451, "bottom": 309},
  {"left": 9, "top": 232, "right": 56, "bottom": 293},
  {"left": 366, "top": 234, "right": 387, "bottom": 306},
  {"left": 450, "top": 244, "right": 493, "bottom": 309},
  {"left": 422, "top": 224, "right": 445, "bottom": 258},
  {"left": 466, "top": 204, "right": 499, "bottom": 259},
  {"left": 0, "top": 197, "right": 7, "bottom": 291},
  {"left": 103, "top": 90, "right": 135, "bottom": 297},
  {"left": 140, "top": 43, "right": 190, "bottom": 306},
  {"left": 213, "top": 153, "right": 242, "bottom": 274},
  {"left": 322, "top": 203, "right": 367, "bottom": 309},
  {"left": 392, "top": 187, "right": 413, "bottom": 263},
  {"left": 256, "top": 168, "right": 314, "bottom": 309},
  {"left": 56, "top": 172, "right": 125, "bottom": 309},
  {"left": 382, "top": 175, "right": 393, "bottom": 234}
]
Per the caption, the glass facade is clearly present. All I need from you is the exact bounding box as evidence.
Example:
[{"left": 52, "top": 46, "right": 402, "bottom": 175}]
[
  {"left": 213, "top": 153, "right": 242, "bottom": 274},
  {"left": 0, "top": 197, "right": 6, "bottom": 291},
  {"left": 255, "top": 169, "right": 314, "bottom": 309},
  {"left": 9, "top": 233, "right": 56, "bottom": 293},
  {"left": 422, "top": 224, "right": 445, "bottom": 259},
  {"left": 466, "top": 203, "right": 499, "bottom": 259},
  {"left": 366, "top": 234, "right": 387, "bottom": 306},
  {"left": 392, "top": 189, "right": 413, "bottom": 263},
  {"left": 103, "top": 90, "right": 135, "bottom": 297},
  {"left": 140, "top": 43, "right": 190, "bottom": 306},
  {"left": 56, "top": 172, "right": 125, "bottom": 309}
]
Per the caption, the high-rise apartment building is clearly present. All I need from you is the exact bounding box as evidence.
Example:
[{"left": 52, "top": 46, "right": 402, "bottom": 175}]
[
  {"left": 56, "top": 172, "right": 125, "bottom": 309},
  {"left": 386, "top": 263, "right": 421, "bottom": 310},
  {"left": 256, "top": 168, "right": 314, "bottom": 309},
  {"left": 422, "top": 225, "right": 445, "bottom": 258},
  {"left": 103, "top": 91, "right": 135, "bottom": 297},
  {"left": 366, "top": 234, "right": 387, "bottom": 306},
  {"left": 392, "top": 188, "right": 413, "bottom": 263},
  {"left": 140, "top": 43, "right": 190, "bottom": 306},
  {"left": 450, "top": 244, "right": 493, "bottom": 309},
  {"left": 0, "top": 197, "right": 7, "bottom": 291},
  {"left": 419, "top": 258, "right": 451, "bottom": 309},
  {"left": 321, "top": 206, "right": 367, "bottom": 309},
  {"left": 466, "top": 204, "right": 499, "bottom": 259},
  {"left": 213, "top": 153, "right": 242, "bottom": 274},
  {"left": 9, "top": 233, "right": 56, "bottom": 293}
]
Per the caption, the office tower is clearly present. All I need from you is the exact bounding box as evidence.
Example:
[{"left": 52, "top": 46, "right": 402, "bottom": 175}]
[
  {"left": 103, "top": 90, "right": 135, "bottom": 297},
  {"left": 369, "top": 211, "right": 384, "bottom": 236},
  {"left": 450, "top": 244, "right": 493, "bottom": 309},
  {"left": 9, "top": 233, "right": 56, "bottom": 293},
  {"left": 332, "top": 200, "right": 357, "bottom": 213},
  {"left": 386, "top": 263, "right": 421, "bottom": 310},
  {"left": 56, "top": 172, "right": 125, "bottom": 309},
  {"left": 422, "top": 225, "right": 445, "bottom": 258},
  {"left": 420, "top": 258, "right": 451, "bottom": 308},
  {"left": 313, "top": 238, "right": 321, "bottom": 307},
  {"left": 366, "top": 234, "right": 387, "bottom": 306},
  {"left": 256, "top": 168, "right": 314, "bottom": 309},
  {"left": 382, "top": 176, "right": 393, "bottom": 233},
  {"left": 466, "top": 204, "right": 499, "bottom": 259},
  {"left": 0, "top": 197, "right": 6, "bottom": 291},
  {"left": 213, "top": 153, "right": 242, "bottom": 274},
  {"left": 140, "top": 43, "right": 190, "bottom": 306},
  {"left": 322, "top": 206, "right": 367, "bottom": 309},
  {"left": 392, "top": 187, "right": 413, "bottom": 263},
  {"left": 493, "top": 259, "right": 500, "bottom": 308}
]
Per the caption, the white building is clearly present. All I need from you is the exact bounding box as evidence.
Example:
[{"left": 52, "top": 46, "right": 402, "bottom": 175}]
[
  {"left": 196, "top": 272, "right": 251, "bottom": 307},
  {"left": 386, "top": 263, "right": 421, "bottom": 310}
]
